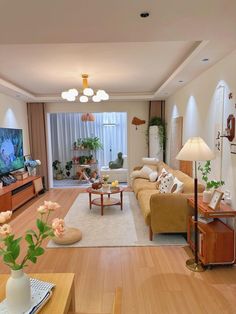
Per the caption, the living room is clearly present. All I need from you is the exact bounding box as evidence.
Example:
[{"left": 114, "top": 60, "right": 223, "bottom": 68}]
[{"left": 0, "top": 1, "right": 236, "bottom": 313}]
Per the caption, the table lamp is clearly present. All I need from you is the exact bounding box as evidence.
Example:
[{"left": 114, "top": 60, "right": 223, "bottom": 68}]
[{"left": 176, "top": 137, "right": 215, "bottom": 272}]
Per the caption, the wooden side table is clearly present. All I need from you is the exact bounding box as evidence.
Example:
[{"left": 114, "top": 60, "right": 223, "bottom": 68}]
[
  {"left": 187, "top": 197, "right": 236, "bottom": 265},
  {"left": 0, "top": 273, "right": 75, "bottom": 314}
]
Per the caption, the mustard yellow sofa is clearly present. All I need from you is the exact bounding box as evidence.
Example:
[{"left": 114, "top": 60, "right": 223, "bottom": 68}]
[{"left": 131, "top": 161, "right": 205, "bottom": 240}]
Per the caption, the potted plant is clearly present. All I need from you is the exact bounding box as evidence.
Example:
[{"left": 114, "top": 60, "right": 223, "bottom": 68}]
[
  {"left": 146, "top": 116, "right": 166, "bottom": 161},
  {"left": 65, "top": 160, "right": 73, "bottom": 177},
  {"left": 198, "top": 160, "right": 224, "bottom": 203},
  {"left": 52, "top": 160, "right": 64, "bottom": 180}
]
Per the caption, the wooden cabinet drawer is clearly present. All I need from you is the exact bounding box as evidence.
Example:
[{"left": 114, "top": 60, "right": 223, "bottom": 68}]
[
  {"left": 12, "top": 185, "right": 35, "bottom": 210},
  {"left": 0, "top": 192, "right": 12, "bottom": 211}
]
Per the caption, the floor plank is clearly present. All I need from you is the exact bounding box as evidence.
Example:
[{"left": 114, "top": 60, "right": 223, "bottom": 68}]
[{"left": 1, "top": 188, "right": 236, "bottom": 314}]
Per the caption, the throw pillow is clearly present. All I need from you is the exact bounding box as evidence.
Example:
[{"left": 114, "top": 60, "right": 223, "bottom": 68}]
[
  {"left": 140, "top": 165, "right": 153, "bottom": 177},
  {"left": 142, "top": 157, "right": 159, "bottom": 165},
  {"left": 130, "top": 170, "right": 145, "bottom": 179},
  {"left": 149, "top": 171, "right": 158, "bottom": 182},
  {"left": 156, "top": 167, "right": 168, "bottom": 189},
  {"left": 159, "top": 173, "right": 175, "bottom": 193},
  {"left": 171, "top": 177, "right": 184, "bottom": 193}
]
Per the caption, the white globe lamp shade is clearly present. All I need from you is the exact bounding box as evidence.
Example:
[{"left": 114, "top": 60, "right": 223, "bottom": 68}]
[
  {"left": 69, "top": 88, "right": 79, "bottom": 97},
  {"left": 97, "top": 90, "right": 105, "bottom": 98},
  {"left": 83, "top": 88, "right": 94, "bottom": 97},
  {"left": 66, "top": 94, "right": 76, "bottom": 102},
  {"left": 97, "top": 90, "right": 109, "bottom": 100},
  {"left": 61, "top": 91, "right": 68, "bottom": 99},
  {"left": 80, "top": 95, "right": 89, "bottom": 103},
  {"left": 92, "top": 95, "right": 101, "bottom": 102},
  {"left": 101, "top": 92, "right": 109, "bottom": 100}
]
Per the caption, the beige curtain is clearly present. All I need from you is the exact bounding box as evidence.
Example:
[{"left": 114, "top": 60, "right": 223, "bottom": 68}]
[{"left": 27, "top": 103, "right": 48, "bottom": 189}]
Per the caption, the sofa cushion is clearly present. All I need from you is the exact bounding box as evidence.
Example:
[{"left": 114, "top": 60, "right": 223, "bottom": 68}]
[
  {"left": 132, "top": 178, "right": 157, "bottom": 196},
  {"left": 173, "top": 170, "right": 204, "bottom": 193},
  {"left": 149, "top": 171, "right": 158, "bottom": 182},
  {"left": 131, "top": 165, "right": 153, "bottom": 179},
  {"left": 138, "top": 189, "right": 159, "bottom": 225},
  {"left": 159, "top": 173, "right": 175, "bottom": 193},
  {"left": 142, "top": 157, "right": 159, "bottom": 165},
  {"left": 171, "top": 177, "right": 184, "bottom": 193}
]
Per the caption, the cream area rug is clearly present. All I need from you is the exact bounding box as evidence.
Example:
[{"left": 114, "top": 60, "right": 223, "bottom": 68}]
[{"left": 47, "top": 192, "right": 187, "bottom": 248}]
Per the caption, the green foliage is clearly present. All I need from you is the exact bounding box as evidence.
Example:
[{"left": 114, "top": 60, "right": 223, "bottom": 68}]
[
  {"left": 65, "top": 160, "right": 73, "bottom": 171},
  {"left": 75, "top": 137, "right": 103, "bottom": 151},
  {"left": 0, "top": 212, "right": 56, "bottom": 270},
  {"left": 52, "top": 160, "right": 64, "bottom": 175},
  {"left": 198, "top": 160, "right": 224, "bottom": 190}
]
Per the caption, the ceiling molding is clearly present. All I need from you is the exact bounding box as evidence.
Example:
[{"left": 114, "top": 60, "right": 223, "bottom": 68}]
[{"left": 153, "top": 40, "right": 209, "bottom": 96}]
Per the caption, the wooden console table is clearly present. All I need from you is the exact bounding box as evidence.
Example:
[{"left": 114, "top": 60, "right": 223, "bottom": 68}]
[
  {"left": 0, "top": 176, "right": 43, "bottom": 211},
  {"left": 187, "top": 197, "right": 236, "bottom": 265},
  {"left": 0, "top": 273, "right": 75, "bottom": 313}
]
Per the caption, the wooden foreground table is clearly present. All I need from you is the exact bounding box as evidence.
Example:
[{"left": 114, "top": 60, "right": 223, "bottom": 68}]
[{"left": 0, "top": 273, "right": 75, "bottom": 314}]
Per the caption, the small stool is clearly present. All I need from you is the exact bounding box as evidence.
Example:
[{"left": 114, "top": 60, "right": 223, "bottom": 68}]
[{"left": 52, "top": 227, "right": 82, "bottom": 245}]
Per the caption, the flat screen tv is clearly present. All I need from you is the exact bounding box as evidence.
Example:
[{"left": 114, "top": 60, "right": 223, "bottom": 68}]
[{"left": 0, "top": 127, "right": 24, "bottom": 175}]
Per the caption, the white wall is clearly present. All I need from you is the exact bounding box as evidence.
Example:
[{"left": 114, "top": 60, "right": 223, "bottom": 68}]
[
  {"left": 0, "top": 93, "right": 30, "bottom": 155},
  {"left": 166, "top": 49, "right": 236, "bottom": 211},
  {"left": 46, "top": 101, "right": 149, "bottom": 185}
]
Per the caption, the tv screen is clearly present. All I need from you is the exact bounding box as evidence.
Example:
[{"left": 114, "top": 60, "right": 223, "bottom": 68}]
[{"left": 0, "top": 127, "right": 24, "bottom": 175}]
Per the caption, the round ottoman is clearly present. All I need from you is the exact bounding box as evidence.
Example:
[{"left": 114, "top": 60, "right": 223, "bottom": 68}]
[{"left": 52, "top": 227, "right": 82, "bottom": 245}]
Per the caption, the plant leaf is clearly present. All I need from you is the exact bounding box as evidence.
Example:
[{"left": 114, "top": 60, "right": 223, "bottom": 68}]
[
  {"left": 36, "top": 219, "right": 45, "bottom": 234},
  {"left": 28, "top": 256, "right": 37, "bottom": 263},
  {"left": 35, "top": 247, "right": 44, "bottom": 256},
  {"left": 25, "top": 234, "right": 34, "bottom": 246},
  {"left": 11, "top": 244, "right": 20, "bottom": 260}
]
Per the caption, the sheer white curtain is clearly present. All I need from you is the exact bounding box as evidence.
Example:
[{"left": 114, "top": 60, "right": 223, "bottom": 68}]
[{"left": 50, "top": 112, "right": 127, "bottom": 168}]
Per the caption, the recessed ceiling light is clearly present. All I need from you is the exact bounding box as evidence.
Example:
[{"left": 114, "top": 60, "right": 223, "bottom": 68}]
[
  {"left": 201, "top": 58, "right": 209, "bottom": 62},
  {"left": 140, "top": 12, "right": 150, "bottom": 18},
  {"left": 179, "top": 80, "right": 184, "bottom": 83}
]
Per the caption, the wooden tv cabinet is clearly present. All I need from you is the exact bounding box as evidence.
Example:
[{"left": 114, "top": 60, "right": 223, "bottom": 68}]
[{"left": 0, "top": 176, "right": 42, "bottom": 212}]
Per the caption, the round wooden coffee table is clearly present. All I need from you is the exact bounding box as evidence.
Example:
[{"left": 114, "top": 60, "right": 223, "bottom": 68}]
[{"left": 87, "top": 187, "right": 124, "bottom": 216}]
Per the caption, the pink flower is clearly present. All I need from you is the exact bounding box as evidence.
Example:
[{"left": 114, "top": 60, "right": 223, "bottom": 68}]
[
  {"left": 0, "top": 211, "right": 12, "bottom": 224},
  {"left": 52, "top": 218, "right": 65, "bottom": 237},
  {"left": 0, "top": 224, "right": 12, "bottom": 237},
  {"left": 37, "top": 205, "right": 47, "bottom": 214},
  {"left": 44, "top": 201, "right": 60, "bottom": 211},
  {"left": 0, "top": 215, "right": 6, "bottom": 224}
]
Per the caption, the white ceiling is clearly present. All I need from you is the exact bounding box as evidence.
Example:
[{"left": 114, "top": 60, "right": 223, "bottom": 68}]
[{"left": 0, "top": 0, "right": 236, "bottom": 102}]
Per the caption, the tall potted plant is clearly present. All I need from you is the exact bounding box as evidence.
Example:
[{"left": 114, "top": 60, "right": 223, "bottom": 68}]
[
  {"left": 198, "top": 160, "right": 224, "bottom": 203},
  {"left": 147, "top": 116, "right": 166, "bottom": 161}
]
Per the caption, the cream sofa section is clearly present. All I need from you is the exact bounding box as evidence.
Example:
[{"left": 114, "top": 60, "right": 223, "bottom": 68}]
[
  {"left": 132, "top": 161, "right": 205, "bottom": 240},
  {"left": 0, "top": 92, "right": 30, "bottom": 155}
]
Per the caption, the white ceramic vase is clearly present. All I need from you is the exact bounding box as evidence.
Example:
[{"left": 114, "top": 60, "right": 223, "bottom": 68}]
[
  {"left": 203, "top": 190, "right": 212, "bottom": 204},
  {"left": 6, "top": 269, "right": 31, "bottom": 314}
]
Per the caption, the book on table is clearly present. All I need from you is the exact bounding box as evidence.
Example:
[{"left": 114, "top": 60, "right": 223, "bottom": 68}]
[{"left": 0, "top": 278, "right": 55, "bottom": 314}]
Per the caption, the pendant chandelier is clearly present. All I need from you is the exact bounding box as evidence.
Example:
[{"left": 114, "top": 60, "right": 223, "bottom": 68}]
[{"left": 61, "top": 74, "right": 109, "bottom": 103}]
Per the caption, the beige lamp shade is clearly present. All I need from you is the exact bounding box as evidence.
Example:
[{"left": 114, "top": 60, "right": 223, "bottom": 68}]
[{"left": 176, "top": 137, "right": 215, "bottom": 161}]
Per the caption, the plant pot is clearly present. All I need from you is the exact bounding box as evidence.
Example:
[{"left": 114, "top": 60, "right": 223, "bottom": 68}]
[
  {"left": 56, "top": 173, "right": 63, "bottom": 180},
  {"left": 203, "top": 190, "right": 213, "bottom": 203},
  {"left": 6, "top": 269, "right": 31, "bottom": 314}
]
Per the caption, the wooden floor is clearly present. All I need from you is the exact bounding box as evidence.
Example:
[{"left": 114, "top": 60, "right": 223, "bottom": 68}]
[{"left": 1, "top": 188, "right": 236, "bottom": 314}]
